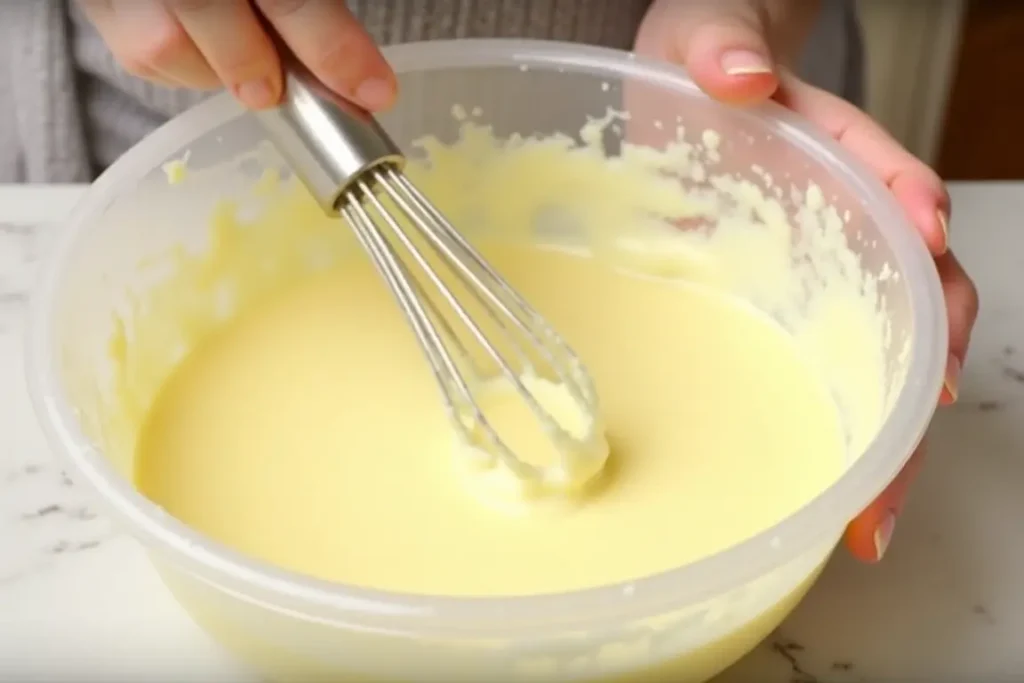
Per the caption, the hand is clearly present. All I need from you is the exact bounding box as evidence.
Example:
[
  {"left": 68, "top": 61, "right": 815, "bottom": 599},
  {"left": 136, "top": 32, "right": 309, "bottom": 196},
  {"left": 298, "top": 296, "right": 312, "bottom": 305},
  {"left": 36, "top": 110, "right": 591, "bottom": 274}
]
[
  {"left": 79, "top": 0, "right": 398, "bottom": 111},
  {"left": 635, "top": 0, "right": 979, "bottom": 562}
]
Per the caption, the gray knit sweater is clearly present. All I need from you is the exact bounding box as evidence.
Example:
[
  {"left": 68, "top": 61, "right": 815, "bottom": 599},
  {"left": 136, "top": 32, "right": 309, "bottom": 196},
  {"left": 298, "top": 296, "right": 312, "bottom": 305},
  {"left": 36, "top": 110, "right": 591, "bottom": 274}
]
[{"left": 0, "top": 0, "right": 862, "bottom": 183}]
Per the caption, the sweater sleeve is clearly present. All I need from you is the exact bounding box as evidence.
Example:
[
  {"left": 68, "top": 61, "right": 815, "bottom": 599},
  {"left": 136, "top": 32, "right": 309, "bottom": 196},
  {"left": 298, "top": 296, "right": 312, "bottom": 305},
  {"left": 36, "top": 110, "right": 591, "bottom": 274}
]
[{"left": 0, "top": 0, "right": 92, "bottom": 184}]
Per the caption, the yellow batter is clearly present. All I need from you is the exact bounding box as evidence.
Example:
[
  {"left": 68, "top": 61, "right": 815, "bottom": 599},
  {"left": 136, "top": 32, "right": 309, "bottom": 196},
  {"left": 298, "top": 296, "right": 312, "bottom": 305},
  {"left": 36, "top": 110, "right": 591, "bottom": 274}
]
[
  {"left": 136, "top": 242, "right": 844, "bottom": 595},
  {"left": 97, "top": 109, "right": 896, "bottom": 681}
]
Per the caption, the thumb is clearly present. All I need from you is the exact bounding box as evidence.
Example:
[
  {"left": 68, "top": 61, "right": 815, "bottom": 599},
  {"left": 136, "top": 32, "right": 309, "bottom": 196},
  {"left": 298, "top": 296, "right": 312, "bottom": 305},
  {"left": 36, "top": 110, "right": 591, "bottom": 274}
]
[{"left": 657, "top": 2, "right": 780, "bottom": 105}]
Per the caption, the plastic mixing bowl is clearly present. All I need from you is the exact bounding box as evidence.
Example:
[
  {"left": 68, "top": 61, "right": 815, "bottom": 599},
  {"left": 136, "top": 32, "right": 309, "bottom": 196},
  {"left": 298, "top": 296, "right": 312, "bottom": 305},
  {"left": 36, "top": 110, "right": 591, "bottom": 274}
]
[{"left": 27, "top": 40, "right": 947, "bottom": 682}]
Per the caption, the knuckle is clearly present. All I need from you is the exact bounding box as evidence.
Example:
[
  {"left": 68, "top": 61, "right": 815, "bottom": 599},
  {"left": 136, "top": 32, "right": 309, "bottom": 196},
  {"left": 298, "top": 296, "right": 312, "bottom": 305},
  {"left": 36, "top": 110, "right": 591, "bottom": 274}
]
[
  {"left": 221, "top": 55, "right": 274, "bottom": 83},
  {"left": 256, "top": 0, "right": 309, "bottom": 19},
  {"left": 166, "top": 0, "right": 216, "bottom": 11},
  {"left": 310, "top": 30, "right": 371, "bottom": 87},
  {"left": 134, "top": 22, "right": 193, "bottom": 70},
  {"left": 207, "top": 40, "right": 278, "bottom": 83}
]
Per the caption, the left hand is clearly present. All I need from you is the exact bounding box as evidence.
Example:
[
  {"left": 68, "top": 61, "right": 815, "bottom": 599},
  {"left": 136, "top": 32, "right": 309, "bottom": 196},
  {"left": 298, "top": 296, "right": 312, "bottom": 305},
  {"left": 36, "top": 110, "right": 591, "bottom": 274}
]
[{"left": 635, "top": 0, "right": 980, "bottom": 563}]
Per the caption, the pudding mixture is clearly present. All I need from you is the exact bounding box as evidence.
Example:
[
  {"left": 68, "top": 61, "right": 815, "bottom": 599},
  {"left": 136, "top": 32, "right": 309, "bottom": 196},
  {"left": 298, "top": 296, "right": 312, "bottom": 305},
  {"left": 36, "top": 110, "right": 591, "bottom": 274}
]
[{"left": 135, "top": 242, "right": 845, "bottom": 595}]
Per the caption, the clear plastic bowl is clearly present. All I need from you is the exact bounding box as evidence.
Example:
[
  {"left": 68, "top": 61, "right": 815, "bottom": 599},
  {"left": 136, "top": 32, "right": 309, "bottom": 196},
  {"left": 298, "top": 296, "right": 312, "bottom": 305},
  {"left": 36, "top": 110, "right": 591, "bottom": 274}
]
[{"left": 27, "top": 40, "right": 947, "bottom": 682}]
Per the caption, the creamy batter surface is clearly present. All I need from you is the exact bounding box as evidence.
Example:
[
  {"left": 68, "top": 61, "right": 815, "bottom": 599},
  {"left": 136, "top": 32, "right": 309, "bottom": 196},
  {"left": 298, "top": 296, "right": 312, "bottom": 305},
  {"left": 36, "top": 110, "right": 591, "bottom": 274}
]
[{"left": 135, "top": 240, "right": 844, "bottom": 596}]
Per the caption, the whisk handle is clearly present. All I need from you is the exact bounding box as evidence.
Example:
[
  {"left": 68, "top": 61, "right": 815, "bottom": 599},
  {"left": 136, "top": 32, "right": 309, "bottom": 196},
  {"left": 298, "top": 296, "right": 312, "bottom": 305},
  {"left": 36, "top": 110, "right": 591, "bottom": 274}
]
[{"left": 255, "top": 68, "right": 405, "bottom": 215}]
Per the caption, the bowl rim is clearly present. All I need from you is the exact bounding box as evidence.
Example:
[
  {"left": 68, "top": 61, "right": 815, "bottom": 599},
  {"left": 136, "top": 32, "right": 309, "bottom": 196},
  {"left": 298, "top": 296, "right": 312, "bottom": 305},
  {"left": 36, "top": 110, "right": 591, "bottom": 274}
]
[{"left": 26, "top": 38, "right": 948, "bottom": 636}]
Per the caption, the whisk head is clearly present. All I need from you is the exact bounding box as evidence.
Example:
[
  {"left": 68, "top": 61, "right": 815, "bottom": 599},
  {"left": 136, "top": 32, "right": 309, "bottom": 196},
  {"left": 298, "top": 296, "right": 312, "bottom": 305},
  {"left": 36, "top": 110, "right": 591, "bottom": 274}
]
[
  {"left": 257, "top": 70, "right": 608, "bottom": 494},
  {"left": 339, "top": 165, "right": 608, "bottom": 493}
]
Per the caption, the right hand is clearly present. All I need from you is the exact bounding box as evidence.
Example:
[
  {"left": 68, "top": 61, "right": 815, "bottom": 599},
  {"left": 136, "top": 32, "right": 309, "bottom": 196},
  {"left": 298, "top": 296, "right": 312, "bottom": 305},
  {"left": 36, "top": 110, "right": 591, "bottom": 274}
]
[
  {"left": 79, "top": 0, "right": 398, "bottom": 111},
  {"left": 633, "top": 0, "right": 980, "bottom": 563}
]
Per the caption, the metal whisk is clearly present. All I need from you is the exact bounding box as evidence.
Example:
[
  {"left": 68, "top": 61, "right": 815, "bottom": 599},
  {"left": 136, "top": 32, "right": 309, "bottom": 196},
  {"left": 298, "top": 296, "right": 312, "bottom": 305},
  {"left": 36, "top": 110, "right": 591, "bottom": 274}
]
[{"left": 255, "top": 69, "right": 606, "bottom": 489}]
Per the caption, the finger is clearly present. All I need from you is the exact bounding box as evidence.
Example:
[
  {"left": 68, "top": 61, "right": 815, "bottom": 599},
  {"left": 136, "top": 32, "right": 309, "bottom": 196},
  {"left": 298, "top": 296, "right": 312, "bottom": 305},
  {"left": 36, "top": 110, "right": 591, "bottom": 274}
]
[
  {"left": 167, "top": 0, "right": 283, "bottom": 109},
  {"left": 936, "top": 251, "right": 980, "bottom": 405},
  {"left": 80, "top": 0, "right": 217, "bottom": 88},
  {"left": 842, "top": 254, "right": 979, "bottom": 561},
  {"left": 680, "top": 2, "right": 780, "bottom": 105},
  {"left": 843, "top": 440, "right": 927, "bottom": 563},
  {"left": 774, "top": 75, "right": 950, "bottom": 257},
  {"left": 636, "top": 0, "right": 779, "bottom": 106},
  {"left": 256, "top": 0, "right": 397, "bottom": 112}
]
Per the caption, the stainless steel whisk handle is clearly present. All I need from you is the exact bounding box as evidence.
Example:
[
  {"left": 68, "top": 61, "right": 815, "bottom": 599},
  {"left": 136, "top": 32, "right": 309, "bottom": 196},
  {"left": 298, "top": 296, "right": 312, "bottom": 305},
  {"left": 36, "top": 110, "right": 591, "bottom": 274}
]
[{"left": 255, "top": 69, "right": 405, "bottom": 216}]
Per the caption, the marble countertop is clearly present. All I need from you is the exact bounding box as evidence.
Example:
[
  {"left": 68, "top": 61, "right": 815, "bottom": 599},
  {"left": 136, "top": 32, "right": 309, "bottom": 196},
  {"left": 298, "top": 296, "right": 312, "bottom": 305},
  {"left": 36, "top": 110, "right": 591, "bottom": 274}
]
[{"left": 1, "top": 183, "right": 1023, "bottom": 682}]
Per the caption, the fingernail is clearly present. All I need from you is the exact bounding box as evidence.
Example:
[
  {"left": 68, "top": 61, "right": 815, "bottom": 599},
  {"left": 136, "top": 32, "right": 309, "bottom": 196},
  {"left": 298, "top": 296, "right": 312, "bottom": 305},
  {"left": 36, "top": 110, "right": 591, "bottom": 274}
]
[
  {"left": 937, "top": 209, "right": 950, "bottom": 253},
  {"left": 236, "top": 79, "right": 276, "bottom": 109},
  {"left": 944, "top": 353, "right": 961, "bottom": 403},
  {"left": 355, "top": 78, "right": 396, "bottom": 111},
  {"left": 721, "top": 50, "right": 773, "bottom": 76},
  {"left": 873, "top": 511, "right": 896, "bottom": 562}
]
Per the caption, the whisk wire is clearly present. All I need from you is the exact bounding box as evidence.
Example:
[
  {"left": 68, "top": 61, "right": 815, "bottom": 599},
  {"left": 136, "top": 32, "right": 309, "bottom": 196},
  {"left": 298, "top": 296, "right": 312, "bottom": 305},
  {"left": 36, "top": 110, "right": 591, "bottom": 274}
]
[
  {"left": 341, "top": 200, "right": 470, "bottom": 411},
  {"left": 368, "top": 168, "right": 599, "bottom": 457},
  {"left": 359, "top": 177, "right": 528, "bottom": 383},
  {"left": 363, "top": 177, "right": 566, "bottom": 453},
  {"left": 340, "top": 201, "right": 452, "bottom": 382},
  {"left": 378, "top": 168, "right": 596, "bottom": 414},
  {"left": 342, "top": 184, "right": 539, "bottom": 481}
]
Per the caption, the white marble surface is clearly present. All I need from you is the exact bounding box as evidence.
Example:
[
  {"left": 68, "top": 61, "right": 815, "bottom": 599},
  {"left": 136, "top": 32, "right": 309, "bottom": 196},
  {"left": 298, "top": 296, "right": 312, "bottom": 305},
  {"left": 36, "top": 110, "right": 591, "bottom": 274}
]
[{"left": 1, "top": 183, "right": 1022, "bottom": 682}]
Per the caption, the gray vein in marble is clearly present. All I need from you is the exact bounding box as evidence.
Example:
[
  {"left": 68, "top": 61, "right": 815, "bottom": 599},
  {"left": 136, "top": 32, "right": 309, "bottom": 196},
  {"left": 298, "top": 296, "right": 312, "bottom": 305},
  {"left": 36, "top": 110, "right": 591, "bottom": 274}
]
[
  {"left": 48, "top": 536, "right": 112, "bottom": 555},
  {"left": 4, "top": 463, "right": 44, "bottom": 483},
  {"left": 0, "top": 532, "right": 117, "bottom": 588},
  {"left": 1002, "top": 366, "right": 1024, "bottom": 384},
  {"left": 0, "top": 220, "right": 120, "bottom": 591},
  {"left": 20, "top": 503, "right": 97, "bottom": 522},
  {"left": 1, "top": 459, "right": 116, "bottom": 588},
  {"left": 0, "top": 223, "right": 35, "bottom": 239},
  {"left": 2, "top": 463, "right": 76, "bottom": 491},
  {"left": 770, "top": 639, "right": 818, "bottom": 683}
]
